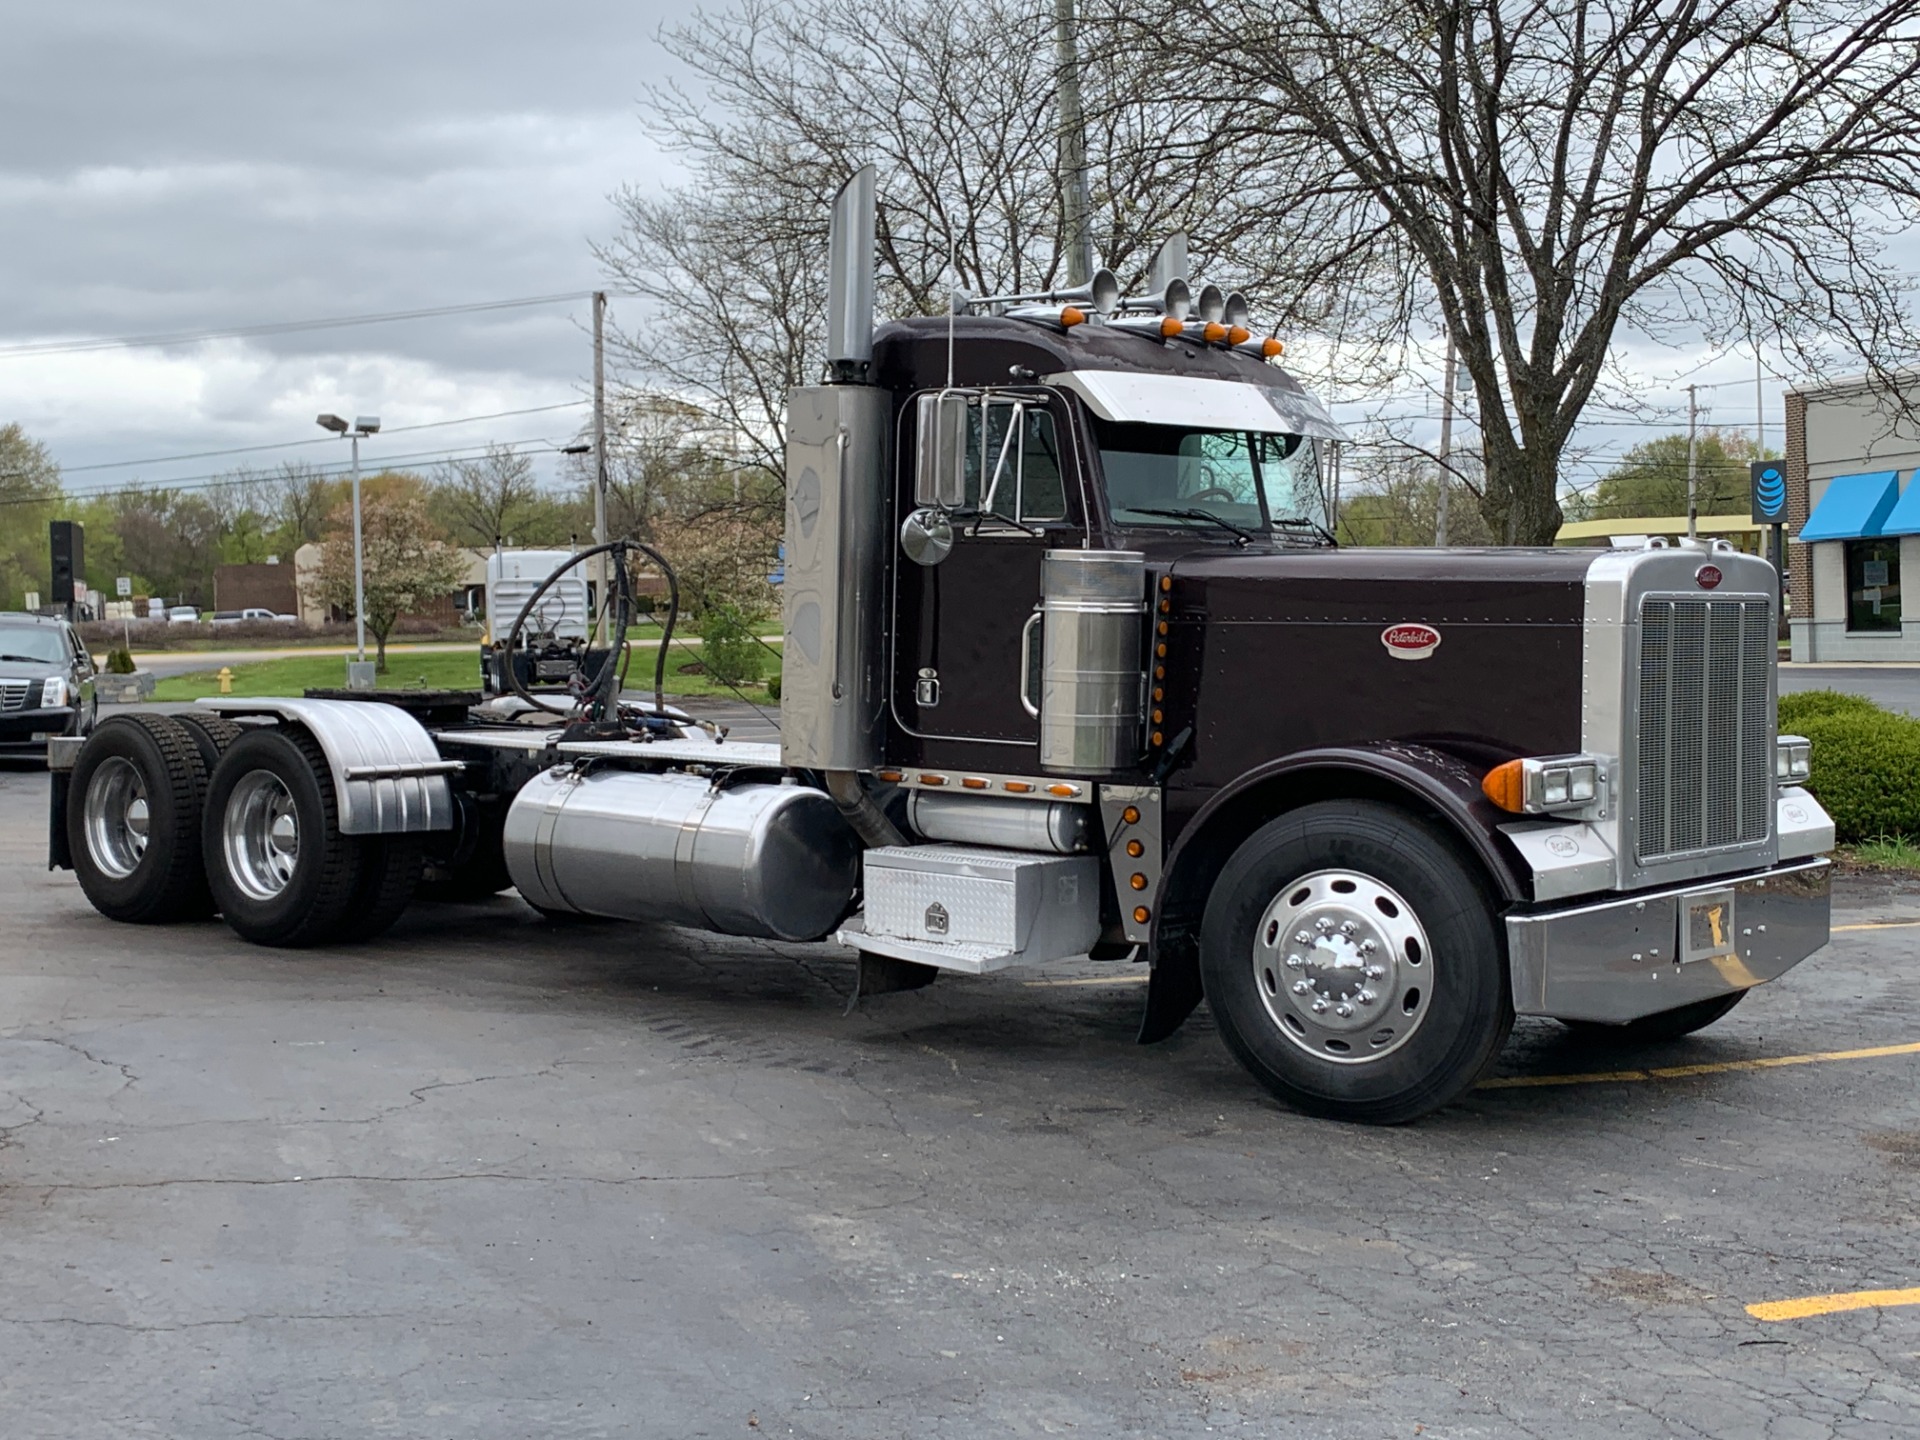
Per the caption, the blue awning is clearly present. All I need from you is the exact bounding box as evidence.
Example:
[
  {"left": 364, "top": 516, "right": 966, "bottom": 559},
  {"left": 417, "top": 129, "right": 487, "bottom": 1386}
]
[
  {"left": 1877, "top": 472, "right": 1920, "bottom": 536},
  {"left": 1797, "top": 470, "right": 1900, "bottom": 542}
]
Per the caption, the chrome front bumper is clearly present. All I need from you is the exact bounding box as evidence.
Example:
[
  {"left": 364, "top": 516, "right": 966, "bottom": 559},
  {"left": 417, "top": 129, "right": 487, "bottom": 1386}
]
[{"left": 1505, "top": 857, "right": 1830, "bottom": 1024}]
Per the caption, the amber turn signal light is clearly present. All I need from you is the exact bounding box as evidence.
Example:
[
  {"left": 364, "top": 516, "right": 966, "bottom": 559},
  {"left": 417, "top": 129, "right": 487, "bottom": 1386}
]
[{"left": 1481, "top": 759, "right": 1526, "bottom": 813}]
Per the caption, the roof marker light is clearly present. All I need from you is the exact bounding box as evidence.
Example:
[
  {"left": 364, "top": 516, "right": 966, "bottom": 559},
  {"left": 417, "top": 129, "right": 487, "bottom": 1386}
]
[
  {"left": 1226, "top": 325, "right": 1251, "bottom": 346},
  {"left": 1060, "top": 306, "right": 1087, "bottom": 327}
]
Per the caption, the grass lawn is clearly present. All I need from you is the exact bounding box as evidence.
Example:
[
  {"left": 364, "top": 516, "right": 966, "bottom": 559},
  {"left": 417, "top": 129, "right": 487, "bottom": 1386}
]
[{"left": 151, "top": 639, "right": 784, "bottom": 703}]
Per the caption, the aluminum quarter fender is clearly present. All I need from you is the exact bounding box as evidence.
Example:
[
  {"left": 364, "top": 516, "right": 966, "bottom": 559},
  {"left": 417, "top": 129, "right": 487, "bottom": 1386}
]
[{"left": 198, "top": 697, "right": 459, "bottom": 834}]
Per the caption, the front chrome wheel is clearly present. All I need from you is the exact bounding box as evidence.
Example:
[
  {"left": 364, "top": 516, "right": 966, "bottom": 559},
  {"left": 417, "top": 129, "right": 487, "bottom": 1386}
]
[
  {"left": 82, "top": 755, "right": 149, "bottom": 879},
  {"left": 1251, "top": 868, "right": 1433, "bottom": 1065},
  {"left": 224, "top": 770, "right": 300, "bottom": 901}
]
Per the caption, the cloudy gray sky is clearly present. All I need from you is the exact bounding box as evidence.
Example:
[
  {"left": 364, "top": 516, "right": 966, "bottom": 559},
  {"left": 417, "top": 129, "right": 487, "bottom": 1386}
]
[{"left": 0, "top": 0, "right": 677, "bottom": 494}]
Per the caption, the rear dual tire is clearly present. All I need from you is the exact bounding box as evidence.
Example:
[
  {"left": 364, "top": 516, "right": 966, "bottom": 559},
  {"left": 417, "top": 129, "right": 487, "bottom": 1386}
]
[
  {"left": 68, "top": 713, "right": 216, "bottom": 924},
  {"left": 201, "top": 727, "right": 420, "bottom": 947}
]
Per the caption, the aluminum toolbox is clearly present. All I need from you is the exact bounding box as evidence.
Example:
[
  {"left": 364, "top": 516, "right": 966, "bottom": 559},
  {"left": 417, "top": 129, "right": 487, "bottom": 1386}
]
[{"left": 839, "top": 844, "right": 1100, "bottom": 974}]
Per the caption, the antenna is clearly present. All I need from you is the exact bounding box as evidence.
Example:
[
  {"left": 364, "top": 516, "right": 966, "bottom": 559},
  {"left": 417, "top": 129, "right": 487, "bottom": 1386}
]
[{"left": 946, "top": 197, "right": 958, "bottom": 390}]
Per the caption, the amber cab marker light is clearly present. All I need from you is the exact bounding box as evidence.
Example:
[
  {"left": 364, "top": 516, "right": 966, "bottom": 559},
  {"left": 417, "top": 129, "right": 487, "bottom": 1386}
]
[
  {"left": 875, "top": 768, "right": 902, "bottom": 783},
  {"left": 1060, "top": 306, "right": 1087, "bottom": 327},
  {"left": 1121, "top": 805, "right": 1141, "bottom": 824},
  {"left": 1227, "top": 325, "right": 1251, "bottom": 346},
  {"left": 1004, "top": 780, "right": 1034, "bottom": 794},
  {"left": 1481, "top": 759, "right": 1527, "bottom": 813},
  {"left": 1202, "top": 321, "right": 1228, "bottom": 343},
  {"left": 918, "top": 773, "right": 947, "bottom": 787},
  {"left": 1130, "top": 873, "right": 1149, "bottom": 890},
  {"left": 961, "top": 777, "right": 988, "bottom": 790},
  {"left": 1159, "top": 316, "right": 1184, "bottom": 338},
  {"left": 1159, "top": 575, "right": 1172, "bottom": 591},
  {"left": 1126, "top": 839, "right": 1145, "bottom": 858},
  {"left": 1262, "top": 337, "right": 1284, "bottom": 359},
  {"left": 1133, "top": 906, "right": 1151, "bottom": 925}
]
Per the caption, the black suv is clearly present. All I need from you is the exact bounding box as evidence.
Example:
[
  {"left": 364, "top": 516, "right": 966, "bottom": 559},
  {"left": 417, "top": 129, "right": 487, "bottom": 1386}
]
[{"left": 0, "top": 613, "right": 97, "bottom": 757}]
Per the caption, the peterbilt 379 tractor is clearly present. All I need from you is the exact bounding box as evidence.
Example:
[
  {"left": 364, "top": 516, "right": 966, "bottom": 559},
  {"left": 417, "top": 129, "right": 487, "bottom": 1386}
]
[{"left": 48, "top": 169, "right": 1835, "bottom": 1123}]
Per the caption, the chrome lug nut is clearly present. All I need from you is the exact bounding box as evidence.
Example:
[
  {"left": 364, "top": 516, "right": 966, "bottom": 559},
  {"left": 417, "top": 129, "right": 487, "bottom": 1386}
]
[
  {"left": 1335, "top": 1003, "right": 1353, "bottom": 1018},
  {"left": 1360, "top": 939, "right": 1378, "bottom": 954},
  {"left": 1314, "top": 918, "right": 1333, "bottom": 933},
  {"left": 1293, "top": 930, "right": 1312, "bottom": 945},
  {"left": 1364, "top": 965, "right": 1385, "bottom": 981},
  {"left": 1340, "top": 921, "right": 1357, "bottom": 935},
  {"left": 1358, "top": 989, "right": 1377, "bottom": 1005},
  {"left": 1292, "top": 980, "right": 1311, "bottom": 995},
  {"left": 1310, "top": 998, "right": 1329, "bottom": 1014}
]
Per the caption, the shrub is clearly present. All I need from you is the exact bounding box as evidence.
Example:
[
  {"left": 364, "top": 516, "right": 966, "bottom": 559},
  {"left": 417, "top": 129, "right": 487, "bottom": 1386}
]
[
  {"left": 766, "top": 672, "right": 782, "bottom": 702},
  {"left": 105, "top": 646, "right": 136, "bottom": 675},
  {"left": 1790, "top": 700, "right": 1920, "bottom": 843},
  {"left": 1778, "top": 689, "right": 1881, "bottom": 728},
  {"left": 699, "top": 602, "right": 763, "bottom": 688}
]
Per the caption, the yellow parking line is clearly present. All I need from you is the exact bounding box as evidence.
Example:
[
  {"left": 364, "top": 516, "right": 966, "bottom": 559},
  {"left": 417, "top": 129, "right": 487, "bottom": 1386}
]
[
  {"left": 1748, "top": 1288, "right": 1920, "bottom": 1322},
  {"left": 1834, "top": 920, "right": 1920, "bottom": 932},
  {"left": 1480, "top": 1039, "right": 1920, "bottom": 1089}
]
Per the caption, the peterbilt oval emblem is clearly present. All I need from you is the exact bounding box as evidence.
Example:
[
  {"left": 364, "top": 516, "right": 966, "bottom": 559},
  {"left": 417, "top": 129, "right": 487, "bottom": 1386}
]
[
  {"left": 1695, "top": 564, "right": 1723, "bottom": 590},
  {"left": 1382, "top": 623, "right": 1442, "bottom": 660}
]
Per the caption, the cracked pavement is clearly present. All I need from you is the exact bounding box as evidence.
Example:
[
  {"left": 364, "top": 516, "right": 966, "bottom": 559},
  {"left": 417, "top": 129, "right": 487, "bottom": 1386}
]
[{"left": 2, "top": 763, "right": 1919, "bottom": 1437}]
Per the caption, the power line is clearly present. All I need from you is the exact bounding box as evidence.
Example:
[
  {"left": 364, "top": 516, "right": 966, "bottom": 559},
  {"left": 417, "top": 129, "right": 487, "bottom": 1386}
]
[
  {"left": 0, "top": 291, "right": 593, "bottom": 360},
  {"left": 53, "top": 401, "right": 590, "bottom": 475}
]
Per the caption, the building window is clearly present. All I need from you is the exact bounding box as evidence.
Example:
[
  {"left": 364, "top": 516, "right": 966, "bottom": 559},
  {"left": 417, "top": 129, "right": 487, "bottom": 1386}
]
[{"left": 1844, "top": 538, "right": 1901, "bottom": 633}]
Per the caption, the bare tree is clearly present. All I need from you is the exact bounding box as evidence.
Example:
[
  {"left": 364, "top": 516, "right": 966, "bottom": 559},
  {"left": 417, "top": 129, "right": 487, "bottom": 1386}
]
[
  {"left": 1110, "top": 0, "right": 1920, "bottom": 542},
  {"left": 430, "top": 445, "right": 567, "bottom": 553},
  {"left": 597, "top": 0, "right": 1322, "bottom": 485}
]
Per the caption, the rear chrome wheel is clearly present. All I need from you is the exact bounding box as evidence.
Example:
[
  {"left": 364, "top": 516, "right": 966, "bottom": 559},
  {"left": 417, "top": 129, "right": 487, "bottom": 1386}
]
[
  {"left": 203, "top": 727, "right": 364, "bottom": 947},
  {"left": 82, "top": 756, "right": 150, "bottom": 880},
  {"left": 67, "top": 714, "right": 214, "bottom": 924},
  {"left": 1252, "top": 869, "right": 1432, "bottom": 1065},
  {"left": 223, "top": 770, "right": 301, "bottom": 901}
]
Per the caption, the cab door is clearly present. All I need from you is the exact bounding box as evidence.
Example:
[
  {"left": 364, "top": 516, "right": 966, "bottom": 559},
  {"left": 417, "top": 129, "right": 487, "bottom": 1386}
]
[{"left": 892, "top": 390, "right": 1085, "bottom": 747}]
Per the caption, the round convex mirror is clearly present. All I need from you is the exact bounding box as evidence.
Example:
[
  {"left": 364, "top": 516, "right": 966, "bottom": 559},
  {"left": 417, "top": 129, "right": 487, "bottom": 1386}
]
[{"left": 900, "top": 508, "right": 954, "bottom": 567}]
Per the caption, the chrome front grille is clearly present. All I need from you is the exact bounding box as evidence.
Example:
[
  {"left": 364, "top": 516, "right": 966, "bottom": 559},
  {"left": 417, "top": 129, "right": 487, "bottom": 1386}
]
[
  {"left": 1634, "top": 595, "right": 1772, "bottom": 864},
  {"left": 0, "top": 680, "right": 29, "bottom": 712}
]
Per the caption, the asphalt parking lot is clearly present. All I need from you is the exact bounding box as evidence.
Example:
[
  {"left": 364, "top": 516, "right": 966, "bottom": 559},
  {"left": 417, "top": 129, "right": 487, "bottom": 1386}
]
[{"left": 4, "top": 761, "right": 1920, "bottom": 1438}]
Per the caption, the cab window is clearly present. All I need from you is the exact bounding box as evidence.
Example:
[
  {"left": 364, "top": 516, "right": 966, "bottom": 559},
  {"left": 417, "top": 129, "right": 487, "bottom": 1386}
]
[{"left": 965, "top": 401, "right": 1067, "bottom": 523}]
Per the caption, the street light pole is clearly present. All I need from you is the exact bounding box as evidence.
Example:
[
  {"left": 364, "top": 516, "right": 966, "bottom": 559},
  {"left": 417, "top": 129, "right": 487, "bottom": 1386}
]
[
  {"left": 350, "top": 430, "right": 366, "bottom": 663},
  {"left": 317, "top": 413, "right": 380, "bottom": 687}
]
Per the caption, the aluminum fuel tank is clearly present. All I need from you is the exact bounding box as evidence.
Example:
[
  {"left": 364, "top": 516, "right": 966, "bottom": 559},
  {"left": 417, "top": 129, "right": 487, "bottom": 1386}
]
[
  {"left": 1038, "top": 549, "right": 1146, "bottom": 774},
  {"left": 504, "top": 768, "right": 861, "bottom": 941}
]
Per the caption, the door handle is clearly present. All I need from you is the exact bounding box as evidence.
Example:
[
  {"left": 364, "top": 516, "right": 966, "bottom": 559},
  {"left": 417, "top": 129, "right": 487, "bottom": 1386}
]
[{"left": 1018, "top": 609, "right": 1042, "bottom": 718}]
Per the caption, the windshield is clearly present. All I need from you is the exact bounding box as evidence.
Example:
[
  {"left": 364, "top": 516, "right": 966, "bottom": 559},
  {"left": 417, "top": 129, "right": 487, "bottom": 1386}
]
[
  {"left": 1093, "top": 418, "right": 1327, "bottom": 539},
  {"left": 0, "top": 625, "right": 69, "bottom": 665}
]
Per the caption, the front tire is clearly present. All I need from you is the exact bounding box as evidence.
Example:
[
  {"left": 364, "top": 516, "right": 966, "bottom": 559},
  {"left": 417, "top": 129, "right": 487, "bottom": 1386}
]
[
  {"left": 68, "top": 714, "right": 214, "bottom": 923},
  {"left": 203, "top": 727, "right": 364, "bottom": 947},
  {"left": 1200, "top": 800, "right": 1512, "bottom": 1124}
]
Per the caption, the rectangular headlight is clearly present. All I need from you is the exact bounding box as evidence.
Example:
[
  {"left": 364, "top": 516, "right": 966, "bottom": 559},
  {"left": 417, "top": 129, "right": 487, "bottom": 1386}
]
[
  {"left": 1483, "top": 754, "right": 1609, "bottom": 815},
  {"left": 40, "top": 677, "right": 67, "bottom": 708},
  {"left": 1776, "top": 735, "right": 1811, "bottom": 784}
]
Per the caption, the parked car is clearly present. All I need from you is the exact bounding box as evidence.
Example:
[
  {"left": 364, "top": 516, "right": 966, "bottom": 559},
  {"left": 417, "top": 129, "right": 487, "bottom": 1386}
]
[
  {"left": 210, "top": 608, "right": 298, "bottom": 626},
  {"left": 166, "top": 606, "right": 200, "bottom": 625},
  {"left": 0, "top": 612, "right": 96, "bottom": 756}
]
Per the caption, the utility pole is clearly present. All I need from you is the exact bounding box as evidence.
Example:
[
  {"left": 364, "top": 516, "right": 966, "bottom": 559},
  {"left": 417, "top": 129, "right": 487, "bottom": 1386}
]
[
  {"left": 1053, "top": 0, "right": 1093, "bottom": 286},
  {"left": 1434, "top": 333, "right": 1458, "bottom": 546},
  {"left": 592, "top": 290, "right": 609, "bottom": 646},
  {"left": 1686, "top": 382, "right": 1700, "bottom": 541}
]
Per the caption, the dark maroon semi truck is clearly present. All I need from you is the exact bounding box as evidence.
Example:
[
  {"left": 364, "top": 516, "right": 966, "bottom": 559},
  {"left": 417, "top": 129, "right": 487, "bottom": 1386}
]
[{"left": 49, "top": 169, "right": 1833, "bottom": 1122}]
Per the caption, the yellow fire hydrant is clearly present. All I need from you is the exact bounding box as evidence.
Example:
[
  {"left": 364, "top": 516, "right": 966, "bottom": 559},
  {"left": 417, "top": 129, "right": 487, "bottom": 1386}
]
[{"left": 217, "top": 666, "right": 234, "bottom": 695}]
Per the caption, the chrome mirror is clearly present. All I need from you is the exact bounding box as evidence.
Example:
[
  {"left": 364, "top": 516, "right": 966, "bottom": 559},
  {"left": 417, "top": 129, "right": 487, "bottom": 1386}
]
[
  {"left": 900, "top": 507, "right": 955, "bottom": 567},
  {"left": 914, "top": 391, "right": 968, "bottom": 508}
]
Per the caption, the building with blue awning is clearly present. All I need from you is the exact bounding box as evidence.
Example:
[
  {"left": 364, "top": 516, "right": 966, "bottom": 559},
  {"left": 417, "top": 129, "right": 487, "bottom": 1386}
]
[{"left": 1786, "top": 375, "right": 1920, "bottom": 661}]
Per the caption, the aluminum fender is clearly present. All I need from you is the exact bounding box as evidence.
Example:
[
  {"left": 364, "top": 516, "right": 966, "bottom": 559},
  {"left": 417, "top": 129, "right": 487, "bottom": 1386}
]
[{"left": 199, "top": 697, "right": 458, "bottom": 834}]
